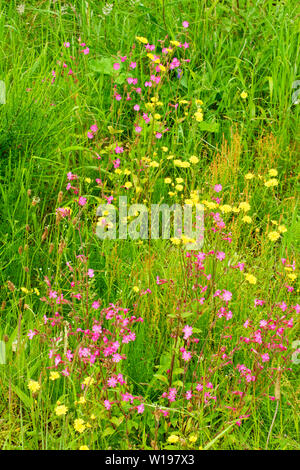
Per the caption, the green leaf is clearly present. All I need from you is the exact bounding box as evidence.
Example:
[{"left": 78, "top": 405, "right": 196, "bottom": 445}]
[{"left": 198, "top": 121, "right": 219, "bottom": 133}]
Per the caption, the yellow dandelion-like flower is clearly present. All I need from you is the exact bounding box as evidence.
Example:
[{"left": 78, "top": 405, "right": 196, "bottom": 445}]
[
  {"left": 242, "top": 215, "right": 252, "bottom": 224},
  {"left": 27, "top": 380, "right": 40, "bottom": 394},
  {"left": 74, "top": 418, "right": 86, "bottom": 433},
  {"left": 78, "top": 396, "right": 86, "bottom": 405},
  {"left": 287, "top": 273, "right": 297, "bottom": 282},
  {"left": 149, "top": 161, "right": 159, "bottom": 168},
  {"left": 164, "top": 177, "right": 172, "bottom": 184},
  {"left": 269, "top": 169, "right": 278, "bottom": 177},
  {"left": 55, "top": 404, "right": 68, "bottom": 416},
  {"left": 278, "top": 225, "right": 287, "bottom": 233},
  {"left": 245, "top": 173, "right": 254, "bottom": 180},
  {"left": 189, "top": 435, "right": 197, "bottom": 443},
  {"left": 240, "top": 91, "right": 248, "bottom": 99},
  {"left": 268, "top": 231, "right": 280, "bottom": 242},
  {"left": 194, "top": 111, "right": 204, "bottom": 122},
  {"left": 264, "top": 178, "right": 278, "bottom": 188},
  {"left": 167, "top": 435, "right": 179, "bottom": 443},
  {"left": 162, "top": 146, "right": 168, "bottom": 152},
  {"left": 189, "top": 155, "right": 199, "bottom": 164},
  {"left": 239, "top": 202, "right": 251, "bottom": 212},
  {"left": 175, "top": 184, "right": 183, "bottom": 191},
  {"left": 176, "top": 178, "right": 183, "bottom": 184},
  {"left": 133, "top": 286, "right": 139, "bottom": 293},
  {"left": 82, "top": 377, "right": 95, "bottom": 387},
  {"left": 245, "top": 273, "right": 257, "bottom": 285},
  {"left": 49, "top": 371, "right": 60, "bottom": 381},
  {"left": 136, "top": 36, "right": 148, "bottom": 44},
  {"left": 124, "top": 181, "right": 133, "bottom": 189},
  {"left": 79, "top": 445, "right": 89, "bottom": 450},
  {"left": 220, "top": 204, "right": 232, "bottom": 214},
  {"left": 170, "top": 238, "right": 181, "bottom": 245},
  {"left": 170, "top": 40, "right": 180, "bottom": 47}
]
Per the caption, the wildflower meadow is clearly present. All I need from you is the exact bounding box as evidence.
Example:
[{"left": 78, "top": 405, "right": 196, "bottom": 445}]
[{"left": 0, "top": 0, "right": 299, "bottom": 452}]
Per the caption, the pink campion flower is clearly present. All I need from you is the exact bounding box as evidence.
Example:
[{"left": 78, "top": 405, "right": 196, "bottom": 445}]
[
  {"left": 120, "top": 56, "right": 127, "bottom": 62},
  {"left": 92, "top": 301, "right": 100, "bottom": 309},
  {"left": 82, "top": 47, "right": 89, "bottom": 55},
  {"left": 169, "top": 57, "right": 180, "bottom": 69},
  {"left": 254, "top": 298, "right": 265, "bottom": 307},
  {"left": 90, "top": 124, "right": 98, "bottom": 133},
  {"left": 104, "top": 400, "right": 112, "bottom": 410},
  {"left": 133, "top": 104, "right": 140, "bottom": 111},
  {"left": 167, "top": 388, "right": 177, "bottom": 402},
  {"left": 259, "top": 320, "right": 268, "bottom": 327},
  {"left": 222, "top": 290, "right": 232, "bottom": 302},
  {"left": 130, "top": 61, "right": 137, "bottom": 69},
  {"left": 114, "top": 93, "right": 122, "bottom": 101},
  {"left": 49, "top": 290, "right": 58, "bottom": 299},
  {"left": 64, "top": 42, "right": 70, "bottom": 48},
  {"left": 112, "top": 353, "right": 122, "bottom": 363},
  {"left": 243, "top": 319, "right": 250, "bottom": 328},
  {"left": 145, "top": 81, "right": 152, "bottom": 87},
  {"left": 87, "top": 269, "right": 94, "bottom": 278},
  {"left": 137, "top": 403, "right": 144, "bottom": 414},
  {"left": 155, "top": 132, "right": 162, "bottom": 139},
  {"left": 28, "top": 330, "right": 36, "bottom": 340},
  {"left": 61, "top": 368, "right": 69, "bottom": 377},
  {"left": 142, "top": 113, "right": 150, "bottom": 123},
  {"left": 113, "top": 62, "right": 120, "bottom": 70},
  {"left": 55, "top": 355, "right": 62, "bottom": 367},
  {"left": 278, "top": 301, "right": 287, "bottom": 312},
  {"left": 214, "top": 184, "right": 222, "bottom": 192},
  {"left": 216, "top": 251, "right": 225, "bottom": 261},
  {"left": 135, "top": 126, "right": 142, "bottom": 133},
  {"left": 261, "top": 353, "right": 270, "bottom": 363},
  {"left": 87, "top": 131, "right": 94, "bottom": 139},
  {"left": 145, "top": 44, "right": 155, "bottom": 51},
  {"left": 107, "top": 377, "right": 118, "bottom": 388},
  {"left": 182, "top": 21, "right": 189, "bottom": 28},
  {"left": 183, "top": 325, "right": 193, "bottom": 340},
  {"left": 196, "top": 383, "right": 203, "bottom": 392},
  {"left": 182, "top": 42, "right": 189, "bottom": 49},
  {"left": 78, "top": 196, "right": 87, "bottom": 206},
  {"left": 68, "top": 69, "right": 73, "bottom": 75},
  {"left": 292, "top": 304, "right": 300, "bottom": 313},
  {"left": 182, "top": 349, "right": 192, "bottom": 362},
  {"left": 66, "top": 350, "right": 73, "bottom": 361},
  {"left": 135, "top": 87, "right": 142, "bottom": 94},
  {"left": 186, "top": 390, "right": 192, "bottom": 400},
  {"left": 115, "top": 145, "right": 124, "bottom": 154},
  {"left": 67, "top": 171, "right": 78, "bottom": 180}
]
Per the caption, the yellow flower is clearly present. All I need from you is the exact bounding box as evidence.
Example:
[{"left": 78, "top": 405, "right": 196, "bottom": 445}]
[
  {"left": 162, "top": 146, "right": 168, "bottom": 152},
  {"left": 28, "top": 380, "right": 40, "bottom": 394},
  {"left": 239, "top": 202, "right": 251, "bottom": 212},
  {"left": 240, "top": 91, "right": 248, "bottom": 99},
  {"left": 90, "top": 414, "right": 96, "bottom": 420},
  {"left": 55, "top": 405, "right": 68, "bottom": 416},
  {"left": 170, "top": 40, "right": 180, "bottom": 47},
  {"left": 176, "top": 178, "right": 183, "bottom": 184},
  {"left": 269, "top": 169, "right": 278, "bottom": 177},
  {"left": 79, "top": 445, "right": 89, "bottom": 450},
  {"left": 85, "top": 177, "right": 91, "bottom": 184},
  {"left": 242, "top": 215, "right": 252, "bottom": 224},
  {"left": 189, "top": 155, "right": 199, "bottom": 164},
  {"left": 288, "top": 273, "right": 297, "bottom": 282},
  {"left": 194, "top": 111, "right": 203, "bottom": 122},
  {"left": 175, "top": 184, "right": 183, "bottom": 191},
  {"left": 167, "top": 435, "right": 179, "bottom": 443},
  {"left": 189, "top": 435, "right": 197, "bottom": 443},
  {"left": 154, "top": 113, "right": 161, "bottom": 120},
  {"left": 124, "top": 169, "right": 131, "bottom": 175},
  {"left": 170, "top": 238, "right": 181, "bottom": 245},
  {"left": 82, "top": 377, "right": 95, "bottom": 387},
  {"left": 245, "top": 273, "right": 257, "bottom": 285},
  {"left": 124, "top": 181, "right": 133, "bottom": 189},
  {"left": 278, "top": 225, "right": 287, "bottom": 233},
  {"left": 149, "top": 161, "right": 159, "bottom": 168},
  {"left": 78, "top": 396, "right": 86, "bottom": 405},
  {"left": 164, "top": 178, "right": 172, "bottom": 184},
  {"left": 268, "top": 231, "right": 280, "bottom": 242},
  {"left": 245, "top": 173, "right": 254, "bottom": 180},
  {"left": 133, "top": 286, "right": 139, "bottom": 293},
  {"left": 136, "top": 36, "right": 148, "bottom": 44},
  {"left": 264, "top": 178, "right": 278, "bottom": 188},
  {"left": 34, "top": 288, "right": 40, "bottom": 296},
  {"left": 21, "top": 287, "right": 30, "bottom": 294},
  {"left": 49, "top": 371, "right": 60, "bottom": 381},
  {"left": 74, "top": 418, "right": 86, "bottom": 433},
  {"left": 220, "top": 204, "right": 232, "bottom": 214}
]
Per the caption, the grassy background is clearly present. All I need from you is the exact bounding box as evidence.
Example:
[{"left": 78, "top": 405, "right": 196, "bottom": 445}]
[{"left": 0, "top": 0, "right": 299, "bottom": 450}]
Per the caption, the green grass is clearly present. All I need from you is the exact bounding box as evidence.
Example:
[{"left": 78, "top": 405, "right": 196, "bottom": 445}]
[{"left": 0, "top": 0, "right": 299, "bottom": 450}]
